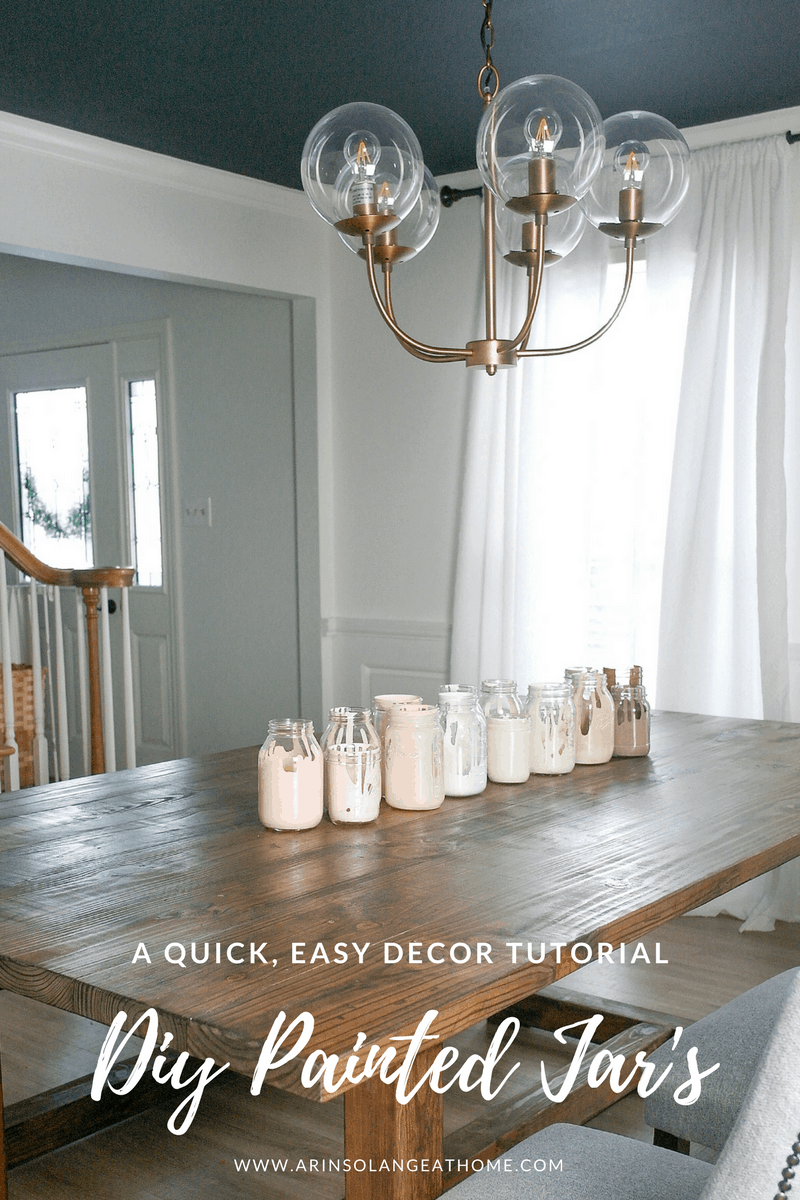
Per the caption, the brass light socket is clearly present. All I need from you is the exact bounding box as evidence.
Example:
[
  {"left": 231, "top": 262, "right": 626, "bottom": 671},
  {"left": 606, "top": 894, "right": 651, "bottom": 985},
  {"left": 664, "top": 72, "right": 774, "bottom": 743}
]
[
  {"left": 618, "top": 187, "right": 644, "bottom": 223},
  {"left": 528, "top": 156, "right": 556, "bottom": 195}
]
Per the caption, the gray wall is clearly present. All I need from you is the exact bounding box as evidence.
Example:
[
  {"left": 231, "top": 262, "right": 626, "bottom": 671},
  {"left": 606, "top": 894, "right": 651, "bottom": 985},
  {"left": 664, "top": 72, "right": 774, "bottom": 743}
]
[{"left": 0, "top": 253, "right": 317, "bottom": 753}]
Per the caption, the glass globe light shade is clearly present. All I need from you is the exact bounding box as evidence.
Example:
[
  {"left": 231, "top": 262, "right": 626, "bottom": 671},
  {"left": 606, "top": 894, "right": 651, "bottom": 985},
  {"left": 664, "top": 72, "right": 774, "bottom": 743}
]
[
  {"left": 495, "top": 198, "right": 587, "bottom": 267},
  {"left": 301, "top": 101, "right": 424, "bottom": 229},
  {"left": 476, "top": 75, "right": 605, "bottom": 205},
  {"left": 338, "top": 166, "right": 441, "bottom": 261},
  {"left": 580, "top": 111, "right": 690, "bottom": 233}
]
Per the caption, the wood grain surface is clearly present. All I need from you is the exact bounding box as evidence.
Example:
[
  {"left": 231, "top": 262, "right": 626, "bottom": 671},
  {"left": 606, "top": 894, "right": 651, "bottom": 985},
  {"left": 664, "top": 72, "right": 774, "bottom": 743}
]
[{"left": 1, "top": 711, "right": 799, "bottom": 1106}]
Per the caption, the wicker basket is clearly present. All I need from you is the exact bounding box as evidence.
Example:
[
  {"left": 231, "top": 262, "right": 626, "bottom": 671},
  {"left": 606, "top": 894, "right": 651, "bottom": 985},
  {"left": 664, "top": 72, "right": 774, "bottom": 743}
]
[{"left": 0, "top": 663, "right": 46, "bottom": 788}]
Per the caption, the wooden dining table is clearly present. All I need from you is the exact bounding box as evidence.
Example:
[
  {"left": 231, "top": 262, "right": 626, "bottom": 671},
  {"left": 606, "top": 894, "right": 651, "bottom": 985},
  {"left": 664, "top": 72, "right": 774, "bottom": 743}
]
[{"left": 1, "top": 710, "right": 800, "bottom": 1199}]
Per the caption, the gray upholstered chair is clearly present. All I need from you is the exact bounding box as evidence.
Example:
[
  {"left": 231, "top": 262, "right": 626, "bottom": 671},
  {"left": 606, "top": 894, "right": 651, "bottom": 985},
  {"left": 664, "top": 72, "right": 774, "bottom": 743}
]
[
  {"left": 645, "top": 965, "right": 799, "bottom": 1153},
  {"left": 447, "top": 968, "right": 800, "bottom": 1199}
]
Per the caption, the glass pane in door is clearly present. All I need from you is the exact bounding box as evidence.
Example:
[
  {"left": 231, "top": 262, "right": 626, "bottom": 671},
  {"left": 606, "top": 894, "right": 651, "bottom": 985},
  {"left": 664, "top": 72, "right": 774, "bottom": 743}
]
[{"left": 15, "top": 387, "right": 93, "bottom": 569}]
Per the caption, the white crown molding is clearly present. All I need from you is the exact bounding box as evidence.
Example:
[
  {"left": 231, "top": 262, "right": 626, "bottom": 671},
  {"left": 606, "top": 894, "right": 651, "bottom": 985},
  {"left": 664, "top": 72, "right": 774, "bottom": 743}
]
[{"left": 0, "top": 109, "right": 313, "bottom": 222}]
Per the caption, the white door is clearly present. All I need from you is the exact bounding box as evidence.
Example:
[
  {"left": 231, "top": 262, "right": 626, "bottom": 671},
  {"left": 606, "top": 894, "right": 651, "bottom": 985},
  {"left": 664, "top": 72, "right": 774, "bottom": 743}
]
[{"left": 0, "top": 328, "right": 181, "bottom": 770}]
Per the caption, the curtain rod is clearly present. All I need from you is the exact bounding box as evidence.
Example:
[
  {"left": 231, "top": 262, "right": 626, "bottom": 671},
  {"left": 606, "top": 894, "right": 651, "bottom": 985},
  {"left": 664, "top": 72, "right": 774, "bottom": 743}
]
[{"left": 442, "top": 133, "right": 800, "bottom": 205}]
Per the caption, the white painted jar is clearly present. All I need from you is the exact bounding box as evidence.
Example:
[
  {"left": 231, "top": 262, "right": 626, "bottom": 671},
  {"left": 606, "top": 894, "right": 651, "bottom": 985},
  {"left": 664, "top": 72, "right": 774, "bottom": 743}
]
[
  {"left": 384, "top": 704, "right": 444, "bottom": 810},
  {"left": 487, "top": 716, "right": 531, "bottom": 783},
  {"left": 372, "top": 693, "right": 423, "bottom": 797},
  {"left": 567, "top": 669, "right": 615, "bottom": 765},
  {"left": 439, "top": 684, "right": 488, "bottom": 797},
  {"left": 527, "top": 683, "right": 576, "bottom": 774},
  {"left": 321, "top": 707, "right": 382, "bottom": 824},
  {"left": 258, "top": 719, "right": 323, "bottom": 831},
  {"left": 481, "top": 679, "right": 530, "bottom": 783}
]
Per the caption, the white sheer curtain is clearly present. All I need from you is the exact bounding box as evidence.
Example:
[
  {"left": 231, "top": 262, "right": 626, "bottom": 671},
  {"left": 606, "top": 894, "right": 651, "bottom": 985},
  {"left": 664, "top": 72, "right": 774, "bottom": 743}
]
[
  {"left": 450, "top": 135, "right": 798, "bottom": 929},
  {"left": 653, "top": 136, "right": 799, "bottom": 929},
  {"left": 450, "top": 206, "right": 690, "bottom": 687}
]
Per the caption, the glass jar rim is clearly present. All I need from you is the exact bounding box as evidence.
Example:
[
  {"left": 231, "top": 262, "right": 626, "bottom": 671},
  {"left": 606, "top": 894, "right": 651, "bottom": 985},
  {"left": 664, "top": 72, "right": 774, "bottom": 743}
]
[
  {"left": 388, "top": 703, "right": 439, "bottom": 722},
  {"left": 373, "top": 693, "right": 423, "bottom": 709},
  {"left": 328, "top": 706, "right": 372, "bottom": 720},
  {"left": 268, "top": 718, "right": 315, "bottom": 734},
  {"left": 481, "top": 678, "right": 518, "bottom": 692}
]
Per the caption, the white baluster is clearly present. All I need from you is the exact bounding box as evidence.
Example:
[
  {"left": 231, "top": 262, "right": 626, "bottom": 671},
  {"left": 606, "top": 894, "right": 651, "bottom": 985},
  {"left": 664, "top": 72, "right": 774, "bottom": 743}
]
[
  {"left": 41, "top": 586, "right": 59, "bottom": 782},
  {"left": 99, "top": 586, "right": 116, "bottom": 772},
  {"left": 53, "top": 587, "right": 70, "bottom": 781},
  {"left": 0, "top": 551, "right": 20, "bottom": 791},
  {"left": 75, "top": 590, "right": 90, "bottom": 776},
  {"left": 121, "top": 588, "right": 136, "bottom": 769},
  {"left": 29, "top": 578, "right": 49, "bottom": 786}
]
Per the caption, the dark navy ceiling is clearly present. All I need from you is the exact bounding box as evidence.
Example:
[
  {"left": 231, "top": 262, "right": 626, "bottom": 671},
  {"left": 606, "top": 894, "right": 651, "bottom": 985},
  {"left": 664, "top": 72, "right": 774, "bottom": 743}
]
[{"left": 1, "top": 1, "right": 798, "bottom": 190}]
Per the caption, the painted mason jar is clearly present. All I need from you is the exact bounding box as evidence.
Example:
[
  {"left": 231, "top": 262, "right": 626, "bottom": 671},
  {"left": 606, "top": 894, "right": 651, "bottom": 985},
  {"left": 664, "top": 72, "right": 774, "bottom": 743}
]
[
  {"left": 439, "top": 684, "right": 488, "bottom": 796},
  {"left": 321, "top": 707, "right": 382, "bottom": 823},
  {"left": 526, "top": 682, "right": 576, "bottom": 774},
  {"left": 372, "top": 693, "right": 424, "bottom": 796},
  {"left": 566, "top": 669, "right": 615, "bottom": 765},
  {"left": 258, "top": 719, "right": 323, "bottom": 831},
  {"left": 480, "top": 679, "right": 530, "bottom": 784},
  {"left": 384, "top": 703, "right": 444, "bottom": 810},
  {"left": 609, "top": 666, "right": 651, "bottom": 758}
]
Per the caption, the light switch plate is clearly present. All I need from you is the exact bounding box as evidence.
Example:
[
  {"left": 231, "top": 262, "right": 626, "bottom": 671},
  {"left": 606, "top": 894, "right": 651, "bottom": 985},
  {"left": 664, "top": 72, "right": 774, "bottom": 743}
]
[{"left": 183, "top": 498, "right": 212, "bottom": 527}]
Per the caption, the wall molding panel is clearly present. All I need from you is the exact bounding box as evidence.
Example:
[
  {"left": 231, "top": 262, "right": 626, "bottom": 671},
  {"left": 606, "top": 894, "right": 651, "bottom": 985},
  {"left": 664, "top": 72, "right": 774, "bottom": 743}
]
[{"left": 322, "top": 618, "right": 451, "bottom": 711}]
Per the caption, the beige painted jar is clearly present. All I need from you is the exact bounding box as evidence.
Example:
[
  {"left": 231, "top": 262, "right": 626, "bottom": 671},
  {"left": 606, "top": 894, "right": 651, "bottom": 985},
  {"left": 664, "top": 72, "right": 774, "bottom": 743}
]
[{"left": 258, "top": 719, "right": 323, "bottom": 831}]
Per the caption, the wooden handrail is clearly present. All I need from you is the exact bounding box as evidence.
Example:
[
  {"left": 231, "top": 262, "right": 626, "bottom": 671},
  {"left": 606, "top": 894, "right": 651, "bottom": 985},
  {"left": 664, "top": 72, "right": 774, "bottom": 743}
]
[
  {"left": 1, "top": 519, "right": 135, "bottom": 779},
  {"left": 0, "top": 521, "right": 134, "bottom": 590}
]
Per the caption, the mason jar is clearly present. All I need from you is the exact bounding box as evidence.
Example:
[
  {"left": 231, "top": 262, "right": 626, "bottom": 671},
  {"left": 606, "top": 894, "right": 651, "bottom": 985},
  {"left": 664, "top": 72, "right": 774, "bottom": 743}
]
[
  {"left": 526, "top": 683, "right": 576, "bottom": 774},
  {"left": 438, "top": 684, "right": 488, "bottom": 796},
  {"left": 258, "top": 719, "right": 323, "bottom": 831},
  {"left": 567, "top": 669, "right": 615, "bottom": 765},
  {"left": 610, "top": 667, "right": 651, "bottom": 757},
  {"left": 321, "top": 707, "right": 382, "bottom": 823},
  {"left": 384, "top": 703, "right": 444, "bottom": 810},
  {"left": 480, "top": 679, "right": 530, "bottom": 784},
  {"left": 372, "top": 693, "right": 423, "bottom": 796}
]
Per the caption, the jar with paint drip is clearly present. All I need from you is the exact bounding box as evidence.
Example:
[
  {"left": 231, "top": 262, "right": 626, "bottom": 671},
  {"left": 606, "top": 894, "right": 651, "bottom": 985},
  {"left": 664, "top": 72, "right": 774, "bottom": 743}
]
[
  {"left": 258, "top": 719, "right": 324, "bottom": 831},
  {"left": 565, "top": 669, "right": 614, "bottom": 765},
  {"left": 321, "top": 707, "right": 382, "bottom": 823},
  {"left": 439, "top": 684, "right": 488, "bottom": 796},
  {"left": 606, "top": 666, "right": 650, "bottom": 757},
  {"left": 526, "top": 683, "right": 576, "bottom": 774}
]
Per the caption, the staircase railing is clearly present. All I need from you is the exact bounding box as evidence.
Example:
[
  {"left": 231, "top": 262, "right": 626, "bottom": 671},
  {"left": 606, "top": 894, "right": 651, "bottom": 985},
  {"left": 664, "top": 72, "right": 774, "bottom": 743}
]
[{"left": 0, "top": 520, "right": 135, "bottom": 790}]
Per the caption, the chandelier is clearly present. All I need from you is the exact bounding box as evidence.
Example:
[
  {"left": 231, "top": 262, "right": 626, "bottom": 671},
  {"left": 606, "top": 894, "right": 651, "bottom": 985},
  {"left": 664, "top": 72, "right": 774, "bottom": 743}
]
[{"left": 300, "top": 1, "right": 691, "bottom": 375}]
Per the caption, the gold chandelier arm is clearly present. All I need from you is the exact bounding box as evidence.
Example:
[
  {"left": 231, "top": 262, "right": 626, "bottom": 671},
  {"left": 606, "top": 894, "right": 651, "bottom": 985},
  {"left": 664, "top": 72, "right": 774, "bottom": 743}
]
[
  {"left": 383, "top": 273, "right": 469, "bottom": 363},
  {"left": 518, "top": 240, "right": 636, "bottom": 358},
  {"left": 363, "top": 241, "right": 471, "bottom": 361},
  {"left": 504, "top": 234, "right": 546, "bottom": 353}
]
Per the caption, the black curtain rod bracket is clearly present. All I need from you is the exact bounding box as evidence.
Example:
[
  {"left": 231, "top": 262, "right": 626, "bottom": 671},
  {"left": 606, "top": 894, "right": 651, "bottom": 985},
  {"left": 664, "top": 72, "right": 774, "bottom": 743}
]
[
  {"left": 786, "top": 131, "right": 800, "bottom": 144},
  {"left": 440, "top": 184, "right": 484, "bottom": 207}
]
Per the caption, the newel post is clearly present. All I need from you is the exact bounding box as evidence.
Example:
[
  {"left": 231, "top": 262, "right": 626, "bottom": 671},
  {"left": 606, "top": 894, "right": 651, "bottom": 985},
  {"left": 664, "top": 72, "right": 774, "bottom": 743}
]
[{"left": 81, "top": 585, "right": 106, "bottom": 775}]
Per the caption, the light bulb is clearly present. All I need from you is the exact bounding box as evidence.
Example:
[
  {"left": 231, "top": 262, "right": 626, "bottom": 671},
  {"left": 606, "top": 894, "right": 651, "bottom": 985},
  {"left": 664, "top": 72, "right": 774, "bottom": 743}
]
[
  {"left": 580, "top": 111, "right": 690, "bottom": 237},
  {"left": 477, "top": 75, "right": 604, "bottom": 204},
  {"left": 525, "top": 109, "right": 563, "bottom": 156},
  {"left": 614, "top": 140, "right": 649, "bottom": 188},
  {"left": 339, "top": 166, "right": 441, "bottom": 263},
  {"left": 343, "top": 131, "right": 381, "bottom": 172},
  {"left": 301, "top": 101, "right": 424, "bottom": 229}
]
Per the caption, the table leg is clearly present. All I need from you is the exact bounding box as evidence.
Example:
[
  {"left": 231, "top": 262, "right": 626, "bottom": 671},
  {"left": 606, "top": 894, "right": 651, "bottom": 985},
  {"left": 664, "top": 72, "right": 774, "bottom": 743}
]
[
  {"left": 343, "top": 1043, "right": 443, "bottom": 1200},
  {"left": 1, "top": 1047, "right": 8, "bottom": 1200}
]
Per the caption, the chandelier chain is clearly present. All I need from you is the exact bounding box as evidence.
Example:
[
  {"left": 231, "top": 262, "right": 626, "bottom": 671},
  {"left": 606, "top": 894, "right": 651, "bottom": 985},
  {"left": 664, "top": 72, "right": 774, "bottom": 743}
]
[{"left": 477, "top": 0, "right": 499, "bottom": 101}]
